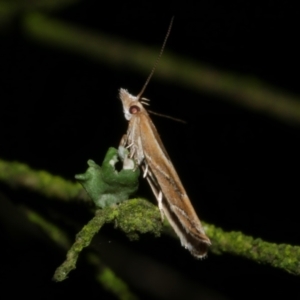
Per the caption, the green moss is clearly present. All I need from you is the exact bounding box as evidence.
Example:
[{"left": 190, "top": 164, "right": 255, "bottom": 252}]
[{"left": 116, "top": 199, "right": 162, "bottom": 240}]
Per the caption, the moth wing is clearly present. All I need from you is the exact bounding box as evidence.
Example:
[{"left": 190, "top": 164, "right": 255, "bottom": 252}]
[{"left": 138, "top": 113, "right": 211, "bottom": 258}]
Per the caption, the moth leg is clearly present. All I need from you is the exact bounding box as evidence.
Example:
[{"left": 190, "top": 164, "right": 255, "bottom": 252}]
[
  {"left": 143, "top": 163, "right": 149, "bottom": 178},
  {"left": 142, "top": 165, "right": 165, "bottom": 221},
  {"left": 146, "top": 176, "right": 164, "bottom": 221},
  {"left": 157, "top": 191, "right": 164, "bottom": 221},
  {"left": 120, "top": 134, "right": 135, "bottom": 152},
  {"left": 129, "top": 146, "right": 136, "bottom": 159},
  {"left": 119, "top": 134, "right": 128, "bottom": 147},
  {"left": 126, "top": 141, "right": 134, "bottom": 149}
]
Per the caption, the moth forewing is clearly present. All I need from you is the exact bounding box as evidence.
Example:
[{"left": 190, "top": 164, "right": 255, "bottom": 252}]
[
  {"left": 119, "top": 88, "right": 211, "bottom": 258},
  {"left": 139, "top": 109, "right": 211, "bottom": 257}
]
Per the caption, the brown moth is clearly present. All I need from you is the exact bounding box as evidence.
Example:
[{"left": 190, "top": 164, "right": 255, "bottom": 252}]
[{"left": 119, "top": 19, "right": 211, "bottom": 258}]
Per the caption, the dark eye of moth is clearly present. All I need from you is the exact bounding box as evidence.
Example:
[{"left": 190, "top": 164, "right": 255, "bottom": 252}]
[{"left": 129, "top": 105, "right": 140, "bottom": 114}]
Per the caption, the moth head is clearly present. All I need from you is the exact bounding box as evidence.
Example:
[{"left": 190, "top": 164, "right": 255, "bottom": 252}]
[{"left": 119, "top": 88, "right": 147, "bottom": 121}]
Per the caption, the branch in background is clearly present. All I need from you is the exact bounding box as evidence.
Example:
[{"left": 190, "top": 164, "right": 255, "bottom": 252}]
[
  {"left": 1, "top": 157, "right": 300, "bottom": 276},
  {"left": 21, "top": 12, "right": 300, "bottom": 126},
  {"left": 26, "top": 208, "right": 71, "bottom": 250},
  {"left": 0, "top": 0, "right": 79, "bottom": 17},
  {"left": 87, "top": 253, "right": 138, "bottom": 300},
  {"left": 0, "top": 0, "right": 79, "bottom": 30},
  {"left": 0, "top": 158, "right": 83, "bottom": 201}
]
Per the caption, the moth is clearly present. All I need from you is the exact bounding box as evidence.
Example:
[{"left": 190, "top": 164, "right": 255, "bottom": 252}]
[{"left": 119, "top": 19, "right": 211, "bottom": 258}]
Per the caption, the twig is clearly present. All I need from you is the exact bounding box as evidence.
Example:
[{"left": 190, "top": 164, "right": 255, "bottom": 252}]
[
  {"left": 1, "top": 158, "right": 300, "bottom": 275},
  {"left": 206, "top": 223, "right": 300, "bottom": 275},
  {"left": 53, "top": 209, "right": 108, "bottom": 281}
]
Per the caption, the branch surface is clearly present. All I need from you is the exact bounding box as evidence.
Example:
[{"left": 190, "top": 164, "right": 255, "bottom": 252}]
[{"left": 1, "top": 158, "right": 300, "bottom": 275}]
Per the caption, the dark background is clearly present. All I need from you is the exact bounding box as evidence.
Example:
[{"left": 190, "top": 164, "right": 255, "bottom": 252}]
[{"left": 1, "top": 1, "right": 299, "bottom": 299}]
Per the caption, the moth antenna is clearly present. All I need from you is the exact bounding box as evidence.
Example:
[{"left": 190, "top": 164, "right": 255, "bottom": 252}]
[
  {"left": 137, "top": 16, "right": 174, "bottom": 100},
  {"left": 148, "top": 109, "right": 187, "bottom": 124}
]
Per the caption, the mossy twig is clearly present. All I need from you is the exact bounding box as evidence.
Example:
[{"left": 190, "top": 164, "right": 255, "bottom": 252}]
[
  {"left": 53, "top": 209, "right": 108, "bottom": 281},
  {"left": 2, "top": 158, "right": 300, "bottom": 276},
  {"left": 206, "top": 223, "right": 300, "bottom": 275}
]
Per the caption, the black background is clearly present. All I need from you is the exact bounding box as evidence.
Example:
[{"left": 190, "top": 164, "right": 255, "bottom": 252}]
[{"left": 1, "top": 1, "right": 300, "bottom": 299}]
